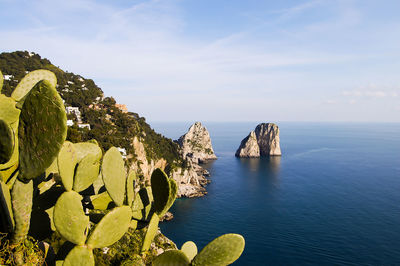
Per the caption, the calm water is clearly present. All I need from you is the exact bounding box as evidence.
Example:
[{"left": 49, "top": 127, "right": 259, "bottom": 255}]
[{"left": 152, "top": 122, "right": 400, "bottom": 265}]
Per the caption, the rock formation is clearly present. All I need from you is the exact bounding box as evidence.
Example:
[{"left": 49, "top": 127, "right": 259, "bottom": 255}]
[
  {"left": 130, "top": 136, "right": 209, "bottom": 198},
  {"left": 176, "top": 122, "right": 217, "bottom": 164},
  {"left": 235, "top": 123, "right": 281, "bottom": 157}
]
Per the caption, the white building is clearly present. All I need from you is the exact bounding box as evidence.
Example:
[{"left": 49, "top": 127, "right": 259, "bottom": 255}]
[
  {"left": 66, "top": 120, "right": 74, "bottom": 126},
  {"left": 117, "top": 147, "right": 127, "bottom": 159},
  {"left": 78, "top": 124, "right": 91, "bottom": 130},
  {"left": 65, "top": 107, "right": 82, "bottom": 123}
]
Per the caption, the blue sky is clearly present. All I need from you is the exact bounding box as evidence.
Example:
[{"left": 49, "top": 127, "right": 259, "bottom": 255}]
[{"left": 1, "top": 0, "right": 399, "bottom": 122}]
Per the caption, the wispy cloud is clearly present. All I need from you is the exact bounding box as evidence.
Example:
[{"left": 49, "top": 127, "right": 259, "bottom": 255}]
[{"left": 1, "top": 0, "right": 400, "bottom": 122}]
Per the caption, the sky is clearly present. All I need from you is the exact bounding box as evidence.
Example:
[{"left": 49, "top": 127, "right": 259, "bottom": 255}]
[{"left": 1, "top": 0, "right": 400, "bottom": 122}]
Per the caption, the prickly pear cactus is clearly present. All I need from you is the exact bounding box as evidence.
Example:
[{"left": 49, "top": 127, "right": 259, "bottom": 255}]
[
  {"left": 192, "top": 234, "right": 245, "bottom": 266},
  {"left": 102, "top": 147, "right": 126, "bottom": 206},
  {"left": 90, "top": 192, "right": 113, "bottom": 210},
  {"left": 151, "top": 168, "right": 171, "bottom": 216},
  {"left": 73, "top": 142, "right": 102, "bottom": 192},
  {"left": 86, "top": 205, "right": 132, "bottom": 249},
  {"left": 126, "top": 171, "right": 136, "bottom": 206},
  {"left": 181, "top": 241, "right": 197, "bottom": 261},
  {"left": 57, "top": 141, "right": 77, "bottom": 191},
  {"left": 10, "top": 179, "right": 33, "bottom": 244},
  {"left": 63, "top": 245, "right": 94, "bottom": 266},
  {"left": 153, "top": 250, "right": 190, "bottom": 266},
  {"left": 18, "top": 80, "right": 67, "bottom": 181},
  {"left": 0, "top": 180, "right": 14, "bottom": 232},
  {"left": 11, "top": 70, "right": 57, "bottom": 102},
  {"left": 0, "top": 119, "right": 14, "bottom": 164},
  {"left": 141, "top": 213, "right": 160, "bottom": 252},
  {"left": 53, "top": 191, "right": 89, "bottom": 245}
]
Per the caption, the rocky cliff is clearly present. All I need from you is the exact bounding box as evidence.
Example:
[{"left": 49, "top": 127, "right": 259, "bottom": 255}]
[
  {"left": 130, "top": 136, "right": 209, "bottom": 198},
  {"left": 177, "top": 122, "right": 217, "bottom": 164},
  {"left": 235, "top": 123, "right": 281, "bottom": 157}
]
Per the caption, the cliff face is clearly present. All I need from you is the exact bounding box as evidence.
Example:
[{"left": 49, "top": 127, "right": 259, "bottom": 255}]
[
  {"left": 130, "top": 136, "right": 209, "bottom": 198},
  {"left": 235, "top": 123, "right": 281, "bottom": 157},
  {"left": 177, "top": 122, "right": 217, "bottom": 164}
]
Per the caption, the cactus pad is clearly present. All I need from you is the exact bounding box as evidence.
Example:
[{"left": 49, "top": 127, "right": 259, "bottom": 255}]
[
  {"left": 73, "top": 153, "right": 101, "bottom": 192},
  {"left": 102, "top": 147, "right": 126, "bottom": 206},
  {"left": 151, "top": 168, "right": 171, "bottom": 216},
  {"left": 86, "top": 205, "right": 132, "bottom": 249},
  {"left": 181, "top": 241, "right": 197, "bottom": 261},
  {"left": 0, "top": 180, "right": 14, "bottom": 232},
  {"left": 58, "top": 141, "right": 77, "bottom": 191},
  {"left": 126, "top": 171, "right": 136, "bottom": 206},
  {"left": 162, "top": 177, "right": 177, "bottom": 217},
  {"left": 192, "top": 234, "right": 245, "bottom": 266},
  {"left": 141, "top": 213, "right": 160, "bottom": 252},
  {"left": 11, "top": 179, "right": 33, "bottom": 244},
  {"left": 0, "top": 119, "right": 14, "bottom": 164},
  {"left": 74, "top": 142, "right": 102, "bottom": 162},
  {"left": 153, "top": 250, "right": 190, "bottom": 266},
  {"left": 53, "top": 191, "right": 89, "bottom": 245},
  {"left": 90, "top": 192, "right": 113, "bottom": 210},
  {"left": 0, "top": 94, "right": 20, "bottom": 124},
  {"left": 63, "top": 245, "right": 94, "bottom": 266},
  {"left": 18, "top": 80, "right": 67, "bottom": 181},
  {"left": 131, "top": 187, "right": 153, "bottom": 221},
  {"left": 11, "top": 70, "right": 57, "bottom": 102}
]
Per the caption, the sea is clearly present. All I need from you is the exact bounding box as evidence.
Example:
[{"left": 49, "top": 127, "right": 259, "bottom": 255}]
[{"left": 151, "top": 122, "right": 400, "bottom": 265}]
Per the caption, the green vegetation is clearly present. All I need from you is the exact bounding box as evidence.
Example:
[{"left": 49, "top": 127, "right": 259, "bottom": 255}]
[
  {"left": 0, "top": 65, "right": 244, "bottom": 265},
  {"left": 0, "top": 51, "right": 183, "bottom": 171}
]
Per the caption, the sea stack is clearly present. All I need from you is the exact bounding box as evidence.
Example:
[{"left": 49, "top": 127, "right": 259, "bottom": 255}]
[
  {"left": 177, "top": 122, "right": 217, "bottom": 163},
  {"left": 235, "top": 123, "right": 281, "bottom": 157}
]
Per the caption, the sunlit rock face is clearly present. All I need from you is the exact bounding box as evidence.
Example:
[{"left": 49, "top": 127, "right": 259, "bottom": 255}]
[
  {"left": 177, "top": 122, "right": 217, "bottom": 164},
  {"left": 235, "top": 123, "right": 281, "bottom": 157}
]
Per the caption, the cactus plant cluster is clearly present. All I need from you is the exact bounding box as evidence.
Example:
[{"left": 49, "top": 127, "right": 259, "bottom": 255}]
[
  {"left": 154, "top": 234, "right": 245, "bottom": 266},
  {"left": 0, "top": 69, "right": 245, "bottom": 265}
]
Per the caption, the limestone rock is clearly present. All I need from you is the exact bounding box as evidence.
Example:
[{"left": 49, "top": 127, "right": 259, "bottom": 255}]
[
  {"left": 129, "top": 136, "right": 209, "bottom": 198},
  {"left": 177, "top": 122, "right": 217, "bottom": 164},
  {"left": 235, "top": 123, "right": 281, "bottom": 157}
]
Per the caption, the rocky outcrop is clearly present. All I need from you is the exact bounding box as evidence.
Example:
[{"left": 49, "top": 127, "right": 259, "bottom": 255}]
[
  {"left": 177, "top": 122, "right": 217, "bottom": 164},
  {"left": 130, "top": 136, "right": 209, "bottom": 198},
  {"left": 235, "top": 123, "right": 281, "bottom": 157}
]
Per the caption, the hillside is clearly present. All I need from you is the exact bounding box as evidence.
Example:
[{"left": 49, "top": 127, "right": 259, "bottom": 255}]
[{"left": 0, "top": 51, "right": 185, "bottom": 173}]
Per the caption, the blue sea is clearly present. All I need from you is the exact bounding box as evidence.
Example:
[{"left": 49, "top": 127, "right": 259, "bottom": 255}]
[{"left": 151, "top": 122, "right": 400, "bottom": 265}]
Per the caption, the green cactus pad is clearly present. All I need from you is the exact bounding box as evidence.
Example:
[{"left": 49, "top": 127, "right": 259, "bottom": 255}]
[
  {"left": 73, "top": 153, "right": 101, "bottom": 192},
  {"left": 11, "top": 179, "right": 33, "bottom": 244},
  {"left": 151, "top": 168, "right": 171, "bottom": 216},
  {"left": 131, "top": 187, "right": 153, "bottom": 221},
  {"left": 126, "top": 171, "right": 136, "bottom": 206},
  {"left": 11, "top": 70, "right": 57, "bottom": 102},
  {"left": 153, "top": 250, "right": 191, "bottom": 266},
  {"left": 46, "top": 157, "right": 59, "bottom": 176},
  {"left": 181, "top": 241, "right": 198, "bottom": 261},
  {"left": 90, "top": 192, "right": 113, "bottom": 210},
  {"left": 18, "top": 80, "right": 67, "bottom": 181},
  {"left": 102, "top": 147, "right": 126, "bottom": 206},
  {"left": 0, "top": 180, "right": 14, "bottom": 232},
  {"left": 141, "top": 213, "right": 160, "bottom": 252},
  {"left": 58, "top": 141, "right": 77, "bottom": 191},
  {"left": 54, "top": 191, "right": 89, "bottom": 245},
  {"left": 86, "top": 205, "right": 132, "bottom": 249},
  {"left": 63, "top": 245, "right": 94, "bottom": 266},
  {"left": 0, "top": 94, "right": 20, "bottom": 124},
  {"left": 192, "top": 234, "right": 245, "bottom": 266},
  {"left": 162, "top": 178, "right": 177, "bottom": 217},
  {"left": 0, "top": 120, "right": 14, "bottom": 164},
  {"left": 0, "top": 70, "right": 3, "bottom": 93},
  {"left": 73, "top": 142, "right": 102, "bottom": 162},
  {"left": 92, "top": 173, "right": 105, "bottom": 194}
]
